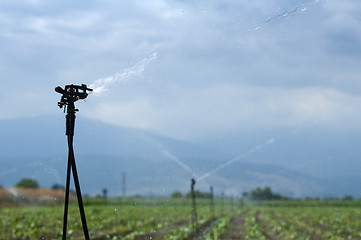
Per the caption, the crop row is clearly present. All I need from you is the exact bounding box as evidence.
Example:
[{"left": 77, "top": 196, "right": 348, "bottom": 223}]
[
  {"left": 0, "top": 198, "right": 234, "bottom": 240},
  {"left": 2, "top": 200, "right": 361, "bottom": 239},
  {"left": 182, "top": 207, "right": 361, "bottom": 240}
]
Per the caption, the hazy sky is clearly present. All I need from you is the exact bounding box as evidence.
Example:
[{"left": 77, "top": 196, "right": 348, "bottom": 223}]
[{"left": 1, "top": 0, "right": 361, "bottom": 139}]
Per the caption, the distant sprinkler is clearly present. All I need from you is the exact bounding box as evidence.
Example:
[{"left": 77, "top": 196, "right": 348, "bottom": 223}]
[
  {"left": 191, "top": 178, "right": 198, "bottom": 233},
  {"left": 122, "top": 172, "right": 126, "bottom": 198}
]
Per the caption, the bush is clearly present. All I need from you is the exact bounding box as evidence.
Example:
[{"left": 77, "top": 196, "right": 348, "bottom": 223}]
[
  {"left": 170, "top": 191, "right": 183, "bottom": 198},
  {"left": 242, "top": 186, "right": 288, "bottom": 201},
  {"left": 185, "top": 190, "right": 211, "bottom": 199},
  {"left": 16, "top": 178, "right": 39, "bottom": 189},
  {"left": 51, "top": 184, "right": 65, "bottom": 191},
  {"left": 342, "top": 195, "right": 354, "bottom": 201}
]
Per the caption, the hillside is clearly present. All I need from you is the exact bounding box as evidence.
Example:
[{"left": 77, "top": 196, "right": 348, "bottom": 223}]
[{"left": 0, "top": 116, "right": 360, "bottom": 198}]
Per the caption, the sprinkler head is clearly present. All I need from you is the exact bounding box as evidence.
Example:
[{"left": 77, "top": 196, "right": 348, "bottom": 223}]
[{"left": 55, "top": 84, "right": 93, "bottom": 112}]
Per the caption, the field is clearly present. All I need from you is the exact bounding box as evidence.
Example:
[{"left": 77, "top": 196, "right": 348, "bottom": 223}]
[{"left": 1, "top": 198, "right": 361, "bottom": 240}]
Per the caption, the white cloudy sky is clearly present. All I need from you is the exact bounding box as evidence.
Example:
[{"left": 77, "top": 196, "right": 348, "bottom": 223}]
[{"left": 1, "top": 0, "right": 361, "bottom": 139}]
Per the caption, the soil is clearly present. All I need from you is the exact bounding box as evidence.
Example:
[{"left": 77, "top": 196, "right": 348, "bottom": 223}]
[
  {"left": 218, "top": 208, "right": 250, "bottom": 240},
  {"left": 133, "top": 219, "right": 190, "bottom": 240},
  {"left": 0, "top": 187, "right": 74, "bottom": 207},
  {"left": 15, "top": 187, "right": 66, "bottom": 199},
  {"left": 0, "top": 188, "right": 11, "bottom": 198},
  {"left": 0, "top": 188, "right": 13, "bottom": 207},
  {"left": 255, "top": 210, "right": 279, "bottom": 240},
  {"left": 183, "top": 218, "right": 216, "bottom": 240}
]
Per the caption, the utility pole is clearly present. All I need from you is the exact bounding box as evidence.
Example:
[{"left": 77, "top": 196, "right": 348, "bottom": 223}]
[{"left": 122, "top": 172, "right": 126, "bottom": 198}]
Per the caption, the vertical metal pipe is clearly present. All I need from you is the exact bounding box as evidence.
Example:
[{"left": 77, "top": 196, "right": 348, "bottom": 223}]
[
  {"left": 191, "top": 178, "right": 198, "bottom": 234},
  {"left": 62, "top": 135, "right": 72, "bottom": 240}
]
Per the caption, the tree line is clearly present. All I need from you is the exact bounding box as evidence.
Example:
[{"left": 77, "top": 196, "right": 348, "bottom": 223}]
[
  {"left": 171, "top": 186, "right": 288, "bottom": 201},
  {"left": 4, "top": 179, "right": 357, "bottom": 201}
]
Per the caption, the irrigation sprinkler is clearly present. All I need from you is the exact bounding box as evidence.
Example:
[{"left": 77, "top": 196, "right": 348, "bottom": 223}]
[
  {"left": 122, "top": 172, "right": 126, "bottom": 198},
  {"left": 55, "top": 84, "right": 93, "bottom": 240},
  {"left": 190, "top": 178, "right": 198, "bottom": 233}
]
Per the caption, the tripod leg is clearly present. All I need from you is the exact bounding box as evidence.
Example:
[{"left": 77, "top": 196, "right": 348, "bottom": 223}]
[
  {"left": 68, "top": 136, "right": 90, "bottom": 240},
  {"left": 62, "top": 144, "right": 72, "bottom": 240}
]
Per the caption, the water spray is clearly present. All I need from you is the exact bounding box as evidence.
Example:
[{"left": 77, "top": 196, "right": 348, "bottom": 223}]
[
  {"left": 162, "top": 149, "right": 199, "bottom": 178},
  {"left": 89, "top": 52, "right": 157, "bottom": 95},
  {"left": 197, "top": 138, "right": 275, "bottom": 182},
  {"left": 254, "top": 0, "right": 322, "bottom": 30},
  {"left": 234, "top": 0, "right": 323, "bottom": 47},
  {"left": 55, "top": 84, "right": 93, "bottom": 240},
  {"left": 141, "top": 134, "right": 200, "bottom": 179}
]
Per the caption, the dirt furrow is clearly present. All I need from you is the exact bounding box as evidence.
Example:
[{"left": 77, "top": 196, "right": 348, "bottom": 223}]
[
  {"left": 133, "top": 219, "right": 190, "bottom": 240},
  {"left": 183, "top": 218, "right": 216, "bottom": 240},
  {"left": 218, "top": 208, "right": 250, "bottom": 240},
  {"left": 255, "top": 210, "right": 279, "bottom": 240}
]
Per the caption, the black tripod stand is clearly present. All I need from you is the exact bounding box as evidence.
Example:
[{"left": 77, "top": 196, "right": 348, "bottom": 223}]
[{"left": 55, "top": 84, "right": 93, "bottom": 240}]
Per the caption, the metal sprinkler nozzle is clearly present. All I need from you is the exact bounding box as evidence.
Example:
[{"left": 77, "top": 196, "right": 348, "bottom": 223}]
[{"left": 55, "top": 84, "right": 93, "bottom": 113}]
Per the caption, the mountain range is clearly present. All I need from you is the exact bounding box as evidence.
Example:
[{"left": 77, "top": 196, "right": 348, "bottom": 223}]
[{"left": 1, "top": 115, "right": 360, "bottom": 198}]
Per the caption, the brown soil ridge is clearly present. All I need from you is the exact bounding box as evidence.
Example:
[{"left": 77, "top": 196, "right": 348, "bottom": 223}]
[
  {"left": 255, "top": 210, "right": 279, "bottom": 240},
  {"left": 0, "top": 187, "right": 74, "bottom": 206},
  {"left": 133, "top": 219, "right": 190, "bottom": 240},
  {"left": 14, "top": 187, "right": 66, "bottom": 198},
  {"left": 218, "top": 208, "right": 250, "bottom": 240},
  {"left": 183, "top": 218, "right": 217, "bottom": 240}
]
